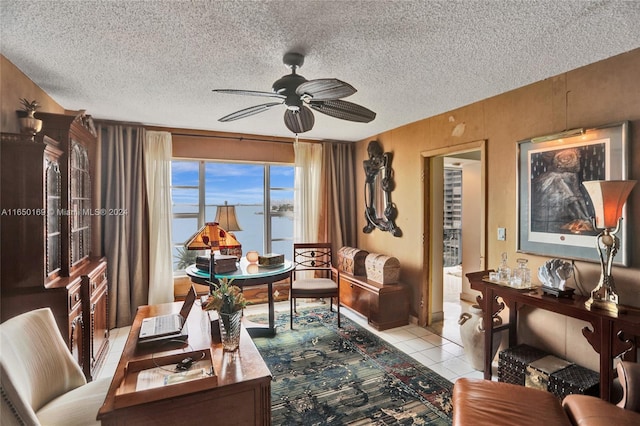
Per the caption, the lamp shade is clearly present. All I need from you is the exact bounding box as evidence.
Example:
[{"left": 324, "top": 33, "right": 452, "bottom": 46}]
[
  {"left": 184, "top": 222, "right": 221, "bottom": 251},
  {"left": 214, "top": 201, "right": 242, "bottom": 232},
  {"left": 583, "top": 180, "right": 636, "bottom": 229},
  {"left": 218, "top": 227, "right": 241, "bottom": 248}
]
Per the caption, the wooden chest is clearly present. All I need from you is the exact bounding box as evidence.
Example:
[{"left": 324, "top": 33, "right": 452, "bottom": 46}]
[
  {"left": 339, "top": 271, "right": 408, "bottom": 330},
  {"left": 337, "top": 246, "right": 369, "bottom": 276},
  {"left": 365, "top": 254, "right": 400, "bottom": 284}
]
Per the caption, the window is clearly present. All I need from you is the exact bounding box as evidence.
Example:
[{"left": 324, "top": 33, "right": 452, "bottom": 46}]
[{"left": 171, "top": 160, "right": 294, "bottom": 274}]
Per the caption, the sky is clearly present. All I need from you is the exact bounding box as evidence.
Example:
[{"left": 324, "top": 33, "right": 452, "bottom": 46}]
[{"left": 171, "top": 160, "right": 294, "bottom": 207}]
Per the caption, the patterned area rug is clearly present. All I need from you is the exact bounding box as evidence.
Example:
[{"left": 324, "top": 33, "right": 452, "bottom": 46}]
[{"left": 249, "top": 308, "right": 453, "bottom": 425}]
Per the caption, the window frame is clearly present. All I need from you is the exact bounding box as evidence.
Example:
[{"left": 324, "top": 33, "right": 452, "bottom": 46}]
[{"left": 171, "top": 159, "right": 293, "bottom": 275}]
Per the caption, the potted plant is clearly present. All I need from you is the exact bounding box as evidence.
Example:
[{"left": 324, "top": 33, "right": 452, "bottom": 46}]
[
  {"left": 19, "top": 98, "right": 40, "bottom": 118},
  {"left": 17, "top": 98, "right": 42, "bottom": 141},
  {"left": 202, "top": 278, "right": 247, "bottom": 351},
  {"left": 174, "top": 247, "right": 198, "bottom": 270}
]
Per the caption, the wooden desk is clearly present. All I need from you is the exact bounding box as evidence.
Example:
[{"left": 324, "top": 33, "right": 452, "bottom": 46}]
[
  {"left": 98, "top": 302, "right": 272, "bottom": 425},
  {"left": 467, "top": 271, "right": 640, "bottom": 402}
]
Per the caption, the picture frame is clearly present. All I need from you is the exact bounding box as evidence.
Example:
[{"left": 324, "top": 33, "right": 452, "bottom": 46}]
[{"left": 517, "top": 122, "right": 630, "bottom": 265}]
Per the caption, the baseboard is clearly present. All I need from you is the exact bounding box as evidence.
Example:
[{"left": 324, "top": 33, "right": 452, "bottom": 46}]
[
  {"left": 460, "top": 291, "right": 478, "bottom": 304},
  {"left": 431, "top": 311, "right": 444, "bottom": 322}
]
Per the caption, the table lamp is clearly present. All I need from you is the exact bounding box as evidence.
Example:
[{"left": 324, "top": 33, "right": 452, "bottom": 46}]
[
  {"left": 215, "top": 201, "right": 243, "bottom": 259},
  {"left": 582, "top": 180, "right": 636, "bottom": 314},
  {"left": 218, "top": 227, "right": 243, "bottom": 260},
  {"left": 215, "top": 201, "right": 242, "bottom": 231},
  {"left": 185, "top": 222, "right": 221, "bottom": 284}
]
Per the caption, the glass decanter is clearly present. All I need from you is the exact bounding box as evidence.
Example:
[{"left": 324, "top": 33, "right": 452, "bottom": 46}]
[
  {"left": 498, "top": 252, "right": 511, "bottom": 283},
  {"left": 514, "top": 258, "right": 531, "bottom": 287}
]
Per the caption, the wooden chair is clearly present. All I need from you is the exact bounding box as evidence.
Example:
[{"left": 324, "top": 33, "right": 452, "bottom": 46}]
[{"left": 290, "top": 242, "right": 340, "bottom": 329}]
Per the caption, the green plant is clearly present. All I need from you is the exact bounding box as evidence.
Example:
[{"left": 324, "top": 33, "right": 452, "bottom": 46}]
[
  {"left": 19, "top": 98, "right": 40, "bottom": 115},
  {"left": 202, "top": 278, "right": 247, "bottom": 313},
  {"left": 174, "top": 247, "right": 198, "bottom": 270}
]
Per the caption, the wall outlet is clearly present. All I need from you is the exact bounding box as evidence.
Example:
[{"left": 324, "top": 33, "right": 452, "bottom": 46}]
[{"left": 497, "top": 227, "right": 506, "bottom": 241}]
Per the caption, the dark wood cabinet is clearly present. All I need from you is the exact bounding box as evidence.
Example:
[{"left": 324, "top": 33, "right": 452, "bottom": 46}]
[
  {"left": 1, "top": 133, "right": 86, "bottom": 369},
  {"left": 36, "top": 111, "right": 98, "bottom": 275},
  {"left": 82, "top": 258, "right": 109, "bottom": 379},
  {"left": 1, "top": 134, "right": 63, "bottom": 288},
  {"left": 1, "top": 112, "right": 109, "bottom": 381},
  {"left": 67, "top": 276, "right": 86, "bottom": 370},
  {"left": 338, "top": 271, "right": 409, "bottom": 330}
]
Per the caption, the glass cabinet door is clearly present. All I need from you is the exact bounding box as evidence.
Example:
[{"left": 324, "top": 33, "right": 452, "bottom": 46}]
[
  {"left": 46, "top": 158, "right": 62, "bottom": 276},
  {"left": 70, "top": 141, "right": 91, "bottom": 266}
]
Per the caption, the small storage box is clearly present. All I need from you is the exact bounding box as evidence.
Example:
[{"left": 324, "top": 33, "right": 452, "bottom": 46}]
[
  {"left": 195, "top": 254, "right": 238, "bottom": 274},
  {"left": 337, "top": 246, "right": 369, "bottom": 276},
  {"left": 549, "top": 364, "right": 599, "bottom": 399},
  {"left": 498, "top": 344, "right": 548, "bottom": 386},
  {"left": 214, "top": 255, "right": 238, "bottom": 274},
  {"left": 258, "top": 253, "right": 284, "bottom": 267},
  {"left": 365, "top": 254, "right": 400, "bottom": 284},
  {"left": 499, "top": 344, "right": 599, "bottom": 400},
  {"left": 525, "top": 355, "right": 573, "bottom": 392}
]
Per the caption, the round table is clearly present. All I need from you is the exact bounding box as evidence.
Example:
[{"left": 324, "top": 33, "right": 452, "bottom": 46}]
[{"left": 186, "top": 258, "right": 294, "bottom": 337}]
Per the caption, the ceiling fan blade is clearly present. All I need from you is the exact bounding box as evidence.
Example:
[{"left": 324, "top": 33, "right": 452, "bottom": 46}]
[
  {"left": 284, "top": 106, "right": 315, "bottom": 133},
  {"left": 218, "top": 102, "right": 282, "bottom": 122},
  {"left": 295, "top": 79, "right": 356, "bottom": 100},
  {"left": 309, "top": 100, "right": 376, "bottom": 123},
  {"left": 213, "top": 89, "right": 285, "bottom": 100}
]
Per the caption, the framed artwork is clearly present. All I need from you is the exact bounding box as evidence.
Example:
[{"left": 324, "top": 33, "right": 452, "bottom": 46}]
[{"left": 517, "top": 122, "right": 630, "bottom": 265}]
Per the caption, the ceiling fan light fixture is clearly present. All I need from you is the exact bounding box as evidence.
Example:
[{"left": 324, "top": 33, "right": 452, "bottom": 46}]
[
  {"left": 285, "top": 93, "right": 303, "bottom": 111},
  {"left": 272, "top": 73, "right": 307, "bottom": 95}
]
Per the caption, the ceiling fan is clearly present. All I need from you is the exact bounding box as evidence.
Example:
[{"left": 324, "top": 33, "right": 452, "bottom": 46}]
[{"left": 212, "top": 52, "right": 376, "bottom": 134}]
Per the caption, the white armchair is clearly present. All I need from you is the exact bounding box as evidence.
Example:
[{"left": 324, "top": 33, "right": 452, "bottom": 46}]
[{"left": 1, "top": 308, "right": 111, "bottom": 425}]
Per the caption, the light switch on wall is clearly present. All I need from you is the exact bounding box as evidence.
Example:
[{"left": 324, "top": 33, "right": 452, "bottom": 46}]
[{"left": 497, "top": 227, "right": 506, "bottom": 241}]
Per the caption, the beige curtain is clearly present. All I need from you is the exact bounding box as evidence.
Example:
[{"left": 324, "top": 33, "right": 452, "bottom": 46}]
[
  {"left": 99, "top": 124, "right": 149, "bottom": 328},
  {"left": 294, "top": 140, "right": 323, "bottom": 243},
  {"left": 321, "top": 141, "right": 358, "bottom": 248},
  {"left": 144, "top": 131, "right": 174, "bottom": 305}
]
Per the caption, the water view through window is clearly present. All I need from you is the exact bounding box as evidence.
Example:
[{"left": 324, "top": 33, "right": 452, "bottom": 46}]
[{"left": 171, "top": 160, "right": 294, "bottom": 274}]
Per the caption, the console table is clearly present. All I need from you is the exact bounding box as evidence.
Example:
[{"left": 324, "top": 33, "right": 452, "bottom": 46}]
[
  {"left": 466, "top": 270, "right": 640, "bottom": 402},
  {"left": 98, "top": 301, "right": 272, "bottom": 425}
]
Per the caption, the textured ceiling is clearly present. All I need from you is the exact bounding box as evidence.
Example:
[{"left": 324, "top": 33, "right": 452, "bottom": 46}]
[{"left": 2, "top": 1, "right": 639, "bottom": 142}]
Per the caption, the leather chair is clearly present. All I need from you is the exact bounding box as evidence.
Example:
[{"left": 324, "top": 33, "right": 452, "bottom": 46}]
[
  {"left": 290, "top": 242, "right": 340, "bottom": 329},
  {"left": 453, "top": 361, "right": 640, "bottom": 426},
  {"left": 0, "top": 308, "right": 111, "bottom": 425}
]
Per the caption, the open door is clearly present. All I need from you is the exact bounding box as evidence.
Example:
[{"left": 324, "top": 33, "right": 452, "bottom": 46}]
[{"left": 420, "top": 141, "right": 486, "bottom": 326}]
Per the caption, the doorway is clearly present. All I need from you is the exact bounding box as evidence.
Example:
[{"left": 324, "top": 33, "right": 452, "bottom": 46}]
[{"left": 420, "top": 141, "right": 486, "bottom": 344}]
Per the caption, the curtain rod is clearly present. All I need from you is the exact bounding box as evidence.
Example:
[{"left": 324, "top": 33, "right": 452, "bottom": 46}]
[
  {"left": 171, "top": 132, "right": 355, "bottom": 145},
  {"left": 95, "top": 119, "right": 331, "bottom": 144},
  {"left": 171, "top": 132, "right": 339, "bottom": 145},
  {"left": 93, "top": 118, "right": 145, "bottom": 127},
  {"left": 171, "top": 132, "right": 299, "bottom": 145}
]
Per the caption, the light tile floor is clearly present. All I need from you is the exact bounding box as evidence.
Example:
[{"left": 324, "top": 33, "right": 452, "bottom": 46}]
[{"left": 97, "top": 297, "right": 486, "bottom": 384}]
